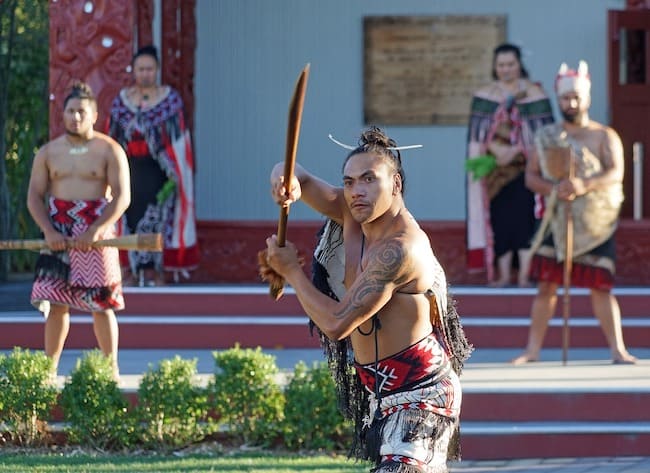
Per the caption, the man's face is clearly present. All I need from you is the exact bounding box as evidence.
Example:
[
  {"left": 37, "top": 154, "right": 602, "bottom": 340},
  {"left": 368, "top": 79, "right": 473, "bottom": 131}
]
[
  {"left": 342, "top": 152, "right": 398, "bottom": 224},
  {"left": 133, "top": 55, "right": 158, "bottom": 88},
  {"left": 63, "top": 98, "right": 97, "bottom": 137},
  {"left": 494, "top": 52, "right": 521, "bottom": 82},
  {"left": 558, "top": 91, "right": 590, "bottom": 123}
]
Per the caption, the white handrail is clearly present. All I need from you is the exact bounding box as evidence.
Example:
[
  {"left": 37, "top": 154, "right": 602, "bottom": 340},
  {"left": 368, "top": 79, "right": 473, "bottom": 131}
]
[{"left": 632, "top": 142, "right": 643, "bottom": 220}]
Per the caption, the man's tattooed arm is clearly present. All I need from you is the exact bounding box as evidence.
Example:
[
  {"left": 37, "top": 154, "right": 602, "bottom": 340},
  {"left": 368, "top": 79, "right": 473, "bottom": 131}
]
[{"left": 334, "top": 238, "right": 410, "bottom": 320}]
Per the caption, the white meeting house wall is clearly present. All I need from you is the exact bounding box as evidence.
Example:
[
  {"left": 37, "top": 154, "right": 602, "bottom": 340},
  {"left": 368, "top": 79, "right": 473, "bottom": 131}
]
[{"left": 194, "top": 0, "right": 625, "bottom": 222}]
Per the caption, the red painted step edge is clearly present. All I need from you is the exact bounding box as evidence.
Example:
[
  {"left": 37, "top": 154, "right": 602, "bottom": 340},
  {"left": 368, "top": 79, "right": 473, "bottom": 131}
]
[{"left": 461, "top": 433, "right": 650, "bottom": 460}]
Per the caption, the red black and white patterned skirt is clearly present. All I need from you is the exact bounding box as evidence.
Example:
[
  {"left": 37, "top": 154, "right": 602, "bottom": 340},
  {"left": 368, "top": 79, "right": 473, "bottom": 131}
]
[
  {"left": 31, "top": 197, "right": 124, "bottom": 316},
  {"left": 530, "top": 233, "right": 616, "bottom": 290}
]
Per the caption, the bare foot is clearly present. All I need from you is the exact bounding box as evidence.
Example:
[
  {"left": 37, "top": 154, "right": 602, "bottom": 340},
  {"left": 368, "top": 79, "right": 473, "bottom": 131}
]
[
  {"left": 112, "top": 369, "right": 122, "bottom": 385},
  {"left": 47, "top": 369, "right": 58, "bottom": 387},
  {"left": 612, "top": 353, "right": 637, "bottom": 365},
  {"left": 511, "top": 352, "right": 539, "bottom": 365}
]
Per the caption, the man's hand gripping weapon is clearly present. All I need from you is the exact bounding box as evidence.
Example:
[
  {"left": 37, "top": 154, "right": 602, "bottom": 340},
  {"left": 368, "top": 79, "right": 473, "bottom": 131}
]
[{"left": 258, "top": 64, "right": 310, "bottom": 300}]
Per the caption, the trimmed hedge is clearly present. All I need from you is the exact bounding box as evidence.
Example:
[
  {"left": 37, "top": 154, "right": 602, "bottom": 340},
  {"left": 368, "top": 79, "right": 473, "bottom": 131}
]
[{"left": 0, "top": 346, "right": 353, "bottom": 451}]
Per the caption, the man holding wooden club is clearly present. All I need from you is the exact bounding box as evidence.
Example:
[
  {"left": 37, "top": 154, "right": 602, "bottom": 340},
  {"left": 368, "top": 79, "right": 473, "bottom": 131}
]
[
  {"left": 262, "top": 127, "right": 472, "bottom": 472},
  {"left": 26, "top": 81, "right": 130, "bottom": 379},
  {"left": 512, "top": 61, "right": 637, "bottom": 365}
]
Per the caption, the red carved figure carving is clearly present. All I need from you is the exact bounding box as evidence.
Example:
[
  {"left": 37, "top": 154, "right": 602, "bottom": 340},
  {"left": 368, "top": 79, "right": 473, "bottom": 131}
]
[{"left": 49, "top": 0, "right": 134, "bottom": 139}]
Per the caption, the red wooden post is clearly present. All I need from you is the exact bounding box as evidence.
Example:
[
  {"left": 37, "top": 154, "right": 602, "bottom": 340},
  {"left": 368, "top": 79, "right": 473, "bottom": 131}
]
[
  {"left": 161, "top": 0, "right": 196, "bottom": 135},
  {"left": 136, "top": 0, "right": 154, "bottom": 48}
]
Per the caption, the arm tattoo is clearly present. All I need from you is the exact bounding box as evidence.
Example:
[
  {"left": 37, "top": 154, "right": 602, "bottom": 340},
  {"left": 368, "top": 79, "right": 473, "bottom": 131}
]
[{"left": 334, "top": 240, "right": 409, "bottom": 319}]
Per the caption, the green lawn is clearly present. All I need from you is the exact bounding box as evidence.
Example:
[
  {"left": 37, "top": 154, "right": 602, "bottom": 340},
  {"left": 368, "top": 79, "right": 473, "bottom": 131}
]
[{"left": 0, "top": 452, "right": 372, "bottom": 473}]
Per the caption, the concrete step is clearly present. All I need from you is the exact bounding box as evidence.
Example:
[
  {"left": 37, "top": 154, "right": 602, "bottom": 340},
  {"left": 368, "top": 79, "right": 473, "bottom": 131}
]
[
  {"left": 461, "top": 422, "right": 650, "bottom": 460},
  {"left": 6, "top": 284, "right": 649, "bottom": 316},
  {"left": 116, "top": 285, "right": 650, "bottom": 317},
  {"left": 2, "top": 311, "right": 648, "bottom": 350},
  {"left": 452, "top": 286, "right": 650, "bottom": 318},
  {"left": 0, "top": 311, "right": 321, "bottom": 349},
  {"left": 2, "top": 285, "right": 649, "bottom": 349},
  {"left": 463, "top": 317, "right": 649, "bottom": 348},
  {"left": 460, "top": 353, "right": 650, "bottom": 458}
]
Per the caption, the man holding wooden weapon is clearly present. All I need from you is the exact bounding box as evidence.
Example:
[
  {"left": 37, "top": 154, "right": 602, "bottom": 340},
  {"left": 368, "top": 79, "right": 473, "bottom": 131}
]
[
  {"left": 261, "top": 124, "right": 471, "bottom": 471},
  {"left": 512, "top": 61, "right": 637, "bottom": 365},
  {"left": 25, "top": 81, "right": 131, "bottom": 379}
]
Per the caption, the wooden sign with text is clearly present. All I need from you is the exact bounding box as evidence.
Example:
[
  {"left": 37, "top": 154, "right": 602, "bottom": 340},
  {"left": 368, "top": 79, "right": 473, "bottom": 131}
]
[{"left": 364, "top": 15, "right": 506, "bottom": 125}]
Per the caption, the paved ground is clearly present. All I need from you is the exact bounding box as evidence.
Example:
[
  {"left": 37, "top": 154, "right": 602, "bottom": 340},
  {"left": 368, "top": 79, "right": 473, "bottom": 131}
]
[
  {"left": 450, "top": 456, "right": 650, "bottom": 472},
  {"left": 37, "top": 346, "right": 650, "bottom": 391}
]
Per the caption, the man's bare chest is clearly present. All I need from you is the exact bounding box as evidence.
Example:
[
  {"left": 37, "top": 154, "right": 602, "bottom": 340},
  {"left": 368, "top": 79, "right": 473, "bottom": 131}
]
[{"left": 48, "top": 153, "right": 106, "bottom": 180}]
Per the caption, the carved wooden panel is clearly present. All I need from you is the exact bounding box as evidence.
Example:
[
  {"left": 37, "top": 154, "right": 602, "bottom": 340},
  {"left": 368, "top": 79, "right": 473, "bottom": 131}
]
[
  {"left": 49, "top": 0, "right": 134, "bottom": 138},
  {"left": 161, "top": 0, "right": 196, "bottom": 134},
  {"left": 364, "top": 15, "right": 506, "bottom": 125}
]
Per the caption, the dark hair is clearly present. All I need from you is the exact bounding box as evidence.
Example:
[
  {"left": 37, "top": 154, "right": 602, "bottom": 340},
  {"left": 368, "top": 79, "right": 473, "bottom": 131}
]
[
  {"left": 63, "top": 81, "right": 96, "bottom": 109},
  {"left": 491, "top": 43, "right": 529, "bottom": 80},
  {"left": 343, "top": 126, "right": 406, "bottom": 195},
  {"left": 133, "top": 44, "right": 159, "bottom": 65}
]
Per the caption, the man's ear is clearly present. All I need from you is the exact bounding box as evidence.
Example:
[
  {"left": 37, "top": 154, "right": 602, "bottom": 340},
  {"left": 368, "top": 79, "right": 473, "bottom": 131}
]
[{"left": 393, "top": 173, "right": 402, "bottom": 195}]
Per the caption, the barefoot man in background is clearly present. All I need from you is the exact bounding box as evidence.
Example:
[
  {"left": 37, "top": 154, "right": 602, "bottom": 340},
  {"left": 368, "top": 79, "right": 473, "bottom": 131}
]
[
  {"left": 27, "top": 82, "right": 130, "bottom": 379},
  {"left": 512, "top": 62, "right": 637, "bottom": 365}
]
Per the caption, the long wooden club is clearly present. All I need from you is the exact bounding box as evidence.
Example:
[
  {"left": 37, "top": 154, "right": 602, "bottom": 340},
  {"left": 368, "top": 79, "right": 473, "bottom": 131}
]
[
  {"left": 269, "top": 64, "right": 310, "bottom": 300},
  {"left": 0, "top": 233, "right": 163, "bottom": 252},
  {"left": 562, "top": 152, "right": 575, "bottom": 366}
]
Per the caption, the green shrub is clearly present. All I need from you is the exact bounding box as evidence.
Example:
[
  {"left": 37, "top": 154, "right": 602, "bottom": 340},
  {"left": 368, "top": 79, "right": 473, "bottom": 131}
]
[
  {"left": 211, "top": 346, "right": 285, "bottom": 446},
  {"left": 0, "top": 347, "right": 57, "bottom": 446},
  {"left": 283, "top": 361, "right": 351, "bottom": 450},
  {"left": 137, "top": 356, "right": 209, "bottom": 449},
  {"left": 59, "top": 350, "right": 135, "bottom": 450}
]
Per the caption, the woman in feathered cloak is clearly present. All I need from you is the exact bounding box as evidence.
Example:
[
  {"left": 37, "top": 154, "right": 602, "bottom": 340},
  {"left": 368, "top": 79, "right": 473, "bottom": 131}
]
[{"left": 466, "top": 43, "right": 554, "bottom": 287}]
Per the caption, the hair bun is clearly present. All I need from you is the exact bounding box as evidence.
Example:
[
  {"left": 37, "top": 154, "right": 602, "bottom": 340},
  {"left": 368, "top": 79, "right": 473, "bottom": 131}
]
[
  {"left": 64, "top": 80, "right": 95, "bottom": 105},
  {"left": 133, "top": 44, "right": 159, "bottom": 63},
  {"left": 358, "top": 126, "right": 397, "bottom": 149},
  {"left": 69, "top": 81, "right": 93, "bottom": 97}
]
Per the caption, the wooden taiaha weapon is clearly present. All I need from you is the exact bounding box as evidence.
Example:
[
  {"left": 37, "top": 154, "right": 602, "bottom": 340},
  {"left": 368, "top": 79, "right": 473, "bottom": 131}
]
[
  {"left": 562, "top": 152, "right": 575, "bottom": 366},
  {"left": 269, "top": 63, "right": 310, "bottom": 300},
  {"left": 0, "top": 233, "right": 163, "bottom": 252}
]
